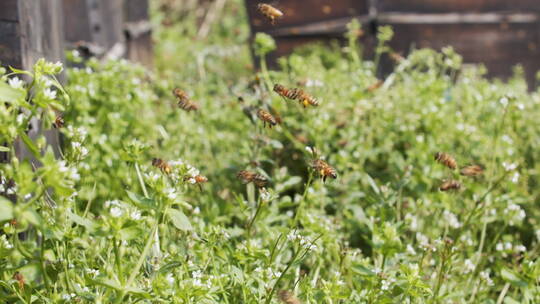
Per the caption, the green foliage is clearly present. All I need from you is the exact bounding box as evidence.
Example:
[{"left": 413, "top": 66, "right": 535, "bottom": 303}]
[{"left": 1, "top": 0, "right": 540, "bottom": 302}]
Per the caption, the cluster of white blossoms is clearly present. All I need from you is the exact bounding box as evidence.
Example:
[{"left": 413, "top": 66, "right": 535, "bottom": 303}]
[
  {"left": 58, "top": 160, "right": 80, "bottom": 181},
  {"left": 479, "top": 270, "right": 494, "bottom": 286},
  {"left": 71, "top": 141, "right": 89, "bottom": 160},
  {"left": 287, "top": 230, "right": 318, "bottom": 251},
  {"left": 191, "top": 270, "right": 212, "bottom": 289},
  {"left": 503, "top": 203, "right": 526, "bottom": 226},
  {"left": 495, "top": 242, "right": 526, "bottom": 257},
  {"left": 0, "top": 176, "right": 16, "bottom": 195},
  {"left": 443, "top": 210, "right": 462, "bottom": 229},
  {"left": 0, "top": 235, "right": 13, "bottom": 250},
  {"left": 87, "top": 268, "right": 100, "bottom": 278},
  {"left": 463, "top": 259, "right": 476, "bottom": 274},
  {"left": 62, "top": 293, "right": 77, "bottom": 300},
  {"left": 381, "top": 278, "right": 396, "bottom": 291}
]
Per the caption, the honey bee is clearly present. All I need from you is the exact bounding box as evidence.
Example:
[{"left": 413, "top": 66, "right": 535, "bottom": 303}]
[
  {"left": 257, "top": 3, "right": 283, "bottom": 25},
  {"left": 278, "top": 290, "right": 300, "bottom": 304},
  {"left": 460, "top": 165, "right": 484, "bottom": 177},
  {"left": 185, "top": 174, "right": 208, "bottom": 191},
  {"left": 173, "top": 88, "right": 199, "bottom": 112},
  {"left": 439, "top": 180, "right": 461, "bottom": 191},
  {"left": 152, "top": 158, "right": 172, "bottom": 174},
  {"left": 434, "top": 152, "right": 457, "bottom": 170},
  {"left": 237, "top": 170, "right": 268, "bottom": 188},
  {"left": 257, "top": 109, "right": 277, "bottom": 128},
  {"left": 53, "top": 114, "right": 64, "bottom": 128},
  {"left": 311, "top": 158, "right": 337, "bottom": 182},
  {"left": 13, "top": 272, "right": 24, "bottom": 290},
  {"left": 367, "top": 80, "right": 383, "bottom": 92},
  {"left": 273, "top": 84, "right": 318, "bottom": 108}
]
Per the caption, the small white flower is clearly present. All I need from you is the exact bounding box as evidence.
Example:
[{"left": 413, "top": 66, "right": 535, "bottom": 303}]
[
  {"left": 504, "top": 242, "right": 513, "bottom": 250},
  {"left": 87, "top": 268, "right": 99, "bottom": 277},
  {"left": 260, "top": 190, "right": 271, "bottom": 201},
  {"left": 165, "top": 188, "right": 177, "bottom": 199},
  {"left": 43, "top": 88, "right": 57, "bottom": 100},
  {"left": 110, "top": 206, "right": 123, "bottom": 218},
  {"left": 515, "top": 245, "right": 526, "bottom": 252},
  {"left": 166, "top": 273, "right": 175, "bottom": 285},
  {"left": 305, "top": 146, "right": 313, "bottom": 154},
  {"left": 496, "top": 243, "right": 504, "bottom": 251},
  {"left": 188, "top": 178, "right": 196, "bottom": 184},
  {"left": 72, "top": 50, "right": 81, "bottom": 58},
  {"left": 502, "top": 162, "right": 518, "bottom": 171},
  {"left": 193, "top": 207, "right": 200, "bottom": 215},
  {"left": 464, "top": 259, "right": 475, "bottom": 274},
  {"left": 8, "top": 77, "right": 24, "bottom": 89},
  {"left": 72, "top": 142, "right": 82, "bottom": 148},
  {"left": 130, "top": 210, "right": 141, "bottom": 220},
  {"left": 406, "top": 244, "right": 416, "bottom": 255},
  {"left": 499, "top": 97, "right": 509, "bottom": 107},
  {"left": 511, "top": 172, "right": 520, "bottom": 184}
]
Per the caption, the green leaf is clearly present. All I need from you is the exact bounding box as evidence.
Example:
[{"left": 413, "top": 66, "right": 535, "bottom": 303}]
[
  {"left": 351, "top": 264, "right": 375, "bottom": 277},
  {"left": 67, "top": 209, "right": 96, "bottom": 232},
  {"left": 0, "top": 196, "right": 14, "bottom": 222},
  {"left": 22, "top": 209, "right": 43, "bottom": 227},
  {"left": 0, "top": 81, "right": 25, "bottom": 103},
  {"left": 118, "top": 226, "right": 140, "bottom": 241},
  {"left": 501, "top": 267, "right": 528, "bottom": 288},
  {"left": 0, "top": 146, "right": 9, "bottom": 152},
  {"left": 167, "top": 208, "right": 193, "bottom": 231},
  {"left": 20, "top": 132, "right": 40, "bottom": 159},
  {"left": 126, "top": 190, "right": 156, "bottom": 210}
]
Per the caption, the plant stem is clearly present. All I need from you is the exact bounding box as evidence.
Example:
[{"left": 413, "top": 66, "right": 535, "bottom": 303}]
[
  {"left": 134, "top": 162, "right": 149, "bottom": 198},
  {"left": 496, "top": 283, "right": 510, "bottom": 304},
  {"left": 294, "top": 172, "right": 313, "bottom": 224},
  {"left": 113, "top": 223, "right": 158, "bottom": 304},
  {"left": 246, "top": 196, "right": 264, "bottom": 236}
]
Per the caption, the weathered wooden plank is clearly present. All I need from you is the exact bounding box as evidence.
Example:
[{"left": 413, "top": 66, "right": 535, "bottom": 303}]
[
  {"left": 377, "top": 0, "right": 540, "bottom": 13},
  {"left": 0, "top": 0, "right": 18, "bottom": 22},
  {"left": 383, "top": 22, "right": 540, "bottom": 83},
  {"left": 245, "top": 0, "right": 369, "bottom": 33},
  {"left": 124, "top": 0, "right": 153, "bottom": 67},
  {"left": 0, "top": 21, "right": 22, "bottom": 68}
]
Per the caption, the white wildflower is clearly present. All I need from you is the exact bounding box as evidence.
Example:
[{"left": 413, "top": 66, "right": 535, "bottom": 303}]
[
  {"left": 502, "top": 162, "right": 518, "bottom": 171},
  {"left": 130, "top": 210, "right": 141, "bottom": 220},
  {"left": 165, "top": 188, "right": 177, "bottom": 199},
  {"left": 504, "top": 242, "right": 513, "bottom": 250},
  {"left": 260, "top": 190, "right": 271, "bottom": 201},
  {"left": 496, "top": 243, "right": 503, "bottom": 251},
  {"left": 515, "top": 245, "right": 526, "bottom": 252},
  {"left": 511, "top": 172, "right": 520, "bottom": 184},
  {"left": 480, "top": 271, "right": 494, "bottom": 286},
  {"left": 499, "top": 97, "right": 508, "bottom": 107},
  {"left": 193, "top": 207, "right": 200, "bottom": 215},
  {"left": 110, "top": 206, "right": 123, "bottom": 218},
  {"left": 166, "top": 273, "right": 175, "bottom": 285},
  {"left": 406, "top": 244, "right": 416, "bottom": 255},
  {"left": 8, "top": 77, "right": 24, "bottom": 89},
  {"left": 43, "top": 88, "right": 57, "bottom": 100},
  {"left": 443, "top": 210, "right": 462, "bottom": 229},
  {"left": 305, "top": 146, "right": 313, "bottom": 154},
  {"left": 464, "top": 259, "right": 475, "bottom": 274},
  {"left": 87, "top": 268, "right": 99, "bottom": 277}
]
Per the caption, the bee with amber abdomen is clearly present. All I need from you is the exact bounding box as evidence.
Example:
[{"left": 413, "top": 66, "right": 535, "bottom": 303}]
[
  {"left": 185, "top": 174, "right": 208, "bottom": 191},
  {"left": 237, "top": 170, "right": 268, "bottom": 188},
  {"left": 460, "top": 165, "right": 484, "bottom": 177},
  {"left": 367, "top": 80, "right": 383, "bottom": 92},
  {"left": 273, "top": 84, "right": 318, "bottom": 108},
  {"left": 311, "top": 159, "right": 337, "bottom": 182},
  {"left": 296, "top": 89, "right": 319, "bottom": 107},
  {"left": 257, "top": 109, "right": 277, "bottom": 128},
  {"left": 434, "top": 152, "right": 457, "bottom": 170},
  {"left": 152, "top": 158, "right": 172, "bottom": 174},
  {"left": 257, "top": 3, "right": 283, "bottom": 25},
  {"left": 278, "top": 290, "right": 300, "bottom": 304},
  {"left": 53, "top": 114, "right": 64, "bottom": 128},
  {"left": 439, "top": 180, "right": 461, "bottom": 191},
  {"left": 173, "top": 88, "right": 199, "bottom": 112},
  {"left": 13, "top": 272, "right": 24, "bottom": 290},
  {"left": 274, "top": 84, "right": 300, "bottom": 101}
]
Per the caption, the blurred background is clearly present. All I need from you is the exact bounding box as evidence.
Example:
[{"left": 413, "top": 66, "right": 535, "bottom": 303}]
[{"left": 245, "top": 0, "right": 540, "bottom": 87}]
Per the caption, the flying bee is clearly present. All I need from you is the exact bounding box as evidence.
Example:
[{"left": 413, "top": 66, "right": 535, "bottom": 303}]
[
  {"left": 439, "top": 180, "right": 461, "bottom": 191},
  {"left": 53, "top": 114, "right": 64, "bottom": 128},
  {"left": 257, "top": 109, "right": 277, "bottom": 128},
  {"left": 311, "top": 158, "right": 337, "bottom": 182},
  {"left": 173, "top": 88, "right": 199, "bottom": 112},
  {"left": 185, "top": 174, "right": 208, "bottom": 191},
  {"left": 273, "top": 84, "right": 301, "bottom": 101},
  {"left": 13, "top": 272, "right": 24, "bottom": 290},
  {"left": 367, "top": 80, "right": 383, "bottom": 92},
  {"left": 460, "top": 165, "right": 484, "bottom": 177},
  {"left": 434, "top": 152, "right": 457, "bottom": 170},
  {"left": 237, "top": 170, "right": 268, "bottom": 188},
  {"left": 278, "top": 290, "right": 300, "bottom": 304},
  {"left": 257, "top": 3, "right": 283, "bottom": 25},
  {"left": 152, "top": 158, "right": 172, "bottom": 174},
  {"left": 296, "top": 89, "right": 319, "bottom": 107}
]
